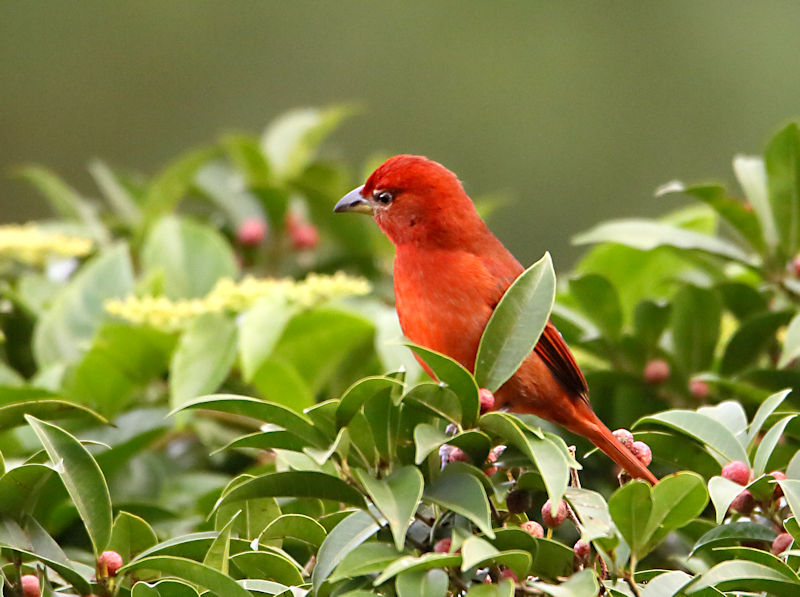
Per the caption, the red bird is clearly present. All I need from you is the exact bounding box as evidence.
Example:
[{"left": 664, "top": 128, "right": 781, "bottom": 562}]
[{"left": 335, "top": 155, "right": 657, "bottom": 484}]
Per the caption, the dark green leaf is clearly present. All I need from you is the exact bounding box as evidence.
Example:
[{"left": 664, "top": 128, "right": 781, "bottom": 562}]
[
  {"left": 403, "top": 382, "right": 462, "bottom": 426},
  {"left": 569, "top": 273, "right": 623, "bottom": 340},
  {"left": 423, "top": 472, "right": 494, "bottom": 537},
  {"left": 337, "top": 376, "right": 405, "bottom": 427},
  {"left": 260, "top": 514, "right": 326, "bottom": 548},
  {"left": 108, "top": 511, "right": 159, "bottom": 562},
  {"left": 608, "top": 480, "right": 652, "bottom": 559},
  {"left": 670, "top": 285, "right": 721, "bottom": 375},
  {"left": 357, "top": 466, "right": 423, "bottom": 551},
  {"left": 720, "top": 311, "right": 792, "bottom": 376},
  {"left": 142, "top": 146, "right": 219, "bottom": 221},
  {"left": 765, "top": 122, "right": 800, "bottom": 256},
  {"left": 119, "top": 555, "right": 251, "bottom": 597},
  {"left": 230, "top": 549, "right": 304, "bottom": 586},
  {"left": 216, "top": 471, "right": 365, "bottom": 510},
  {"left": 312, "top": 510, "right": 381, "bottom": 589},
  {"left": 687, "top": 560, "right": 800, "bottom": 596},
  {"left": 374, "top": 553, "right": 461, "bottom": 586},
  {"left": 692, "top": 521, "right": 777, "bottom": 555}
]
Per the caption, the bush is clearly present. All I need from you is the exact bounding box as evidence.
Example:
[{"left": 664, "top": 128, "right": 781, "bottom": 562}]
[{"left": 2, "top": 109, "right": 800, "bottom": 596}]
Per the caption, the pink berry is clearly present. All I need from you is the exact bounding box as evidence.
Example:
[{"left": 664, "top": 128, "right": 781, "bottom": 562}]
[
  {"left": 290, "top": 223, "right": 319, "bottom": 250},
  {"left": 772, "top": 532, "right": 793, "bottom": 555},
  {"left": 433, "top": 538, "right": 451, "bottom": 553},
  {"left": 236, "top": 217, "right": 268, "bottom": 246},
  {"left": 21, "top": 575, "right": 40, "bottom": 597},
  {"left": 506, "top": 489, "right": 533, "bottom": 514},
  {"left": 98, "top": 550, "right": 124, "bottom": 577},
  {"left": 573, "top": 540, "right": 591, "bottom": 566},
  {"left": 730, "top": 489, "right": 756, "bottom": 515},
  {"left": 721, "top": 460, "right": 751, "bottom": 486},
  {"left": 631, "top": 441, "right": 652, "bottom": 466},
  {"left": 689, "top": 379, "right": 709, "bottom": 399},
  {"left": 447, "top": 446, "right": 469, "bottom": 463},
  {"left": 478, "top": 388, "right": 495, "bottom": 413},
  {"left": 500, "top": 569, "right": 518, "bottom": 582},
  {"left": 613, "top": 429, "right": 634, "bottom": 450},
  {"left": 771, "top": 471, "right": 788, "bottom": 498},
  {"left": 541, "top": 499, "right": 568, "bottom": 528},
  {"left": 520, "top": 520, "right": 544, "bottom": 538},
  {"left": 643, "top": 359, "right": 670, "bottom": 384}
]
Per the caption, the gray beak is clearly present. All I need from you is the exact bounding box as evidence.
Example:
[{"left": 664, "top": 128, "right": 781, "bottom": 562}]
[{"left": 334, "top": 185, "right": 372, "bottom": 214}]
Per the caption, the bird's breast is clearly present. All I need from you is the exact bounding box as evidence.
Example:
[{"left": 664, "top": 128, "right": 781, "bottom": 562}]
[{"left": 393, "top": 246, "right": 499, "bottom": 371}]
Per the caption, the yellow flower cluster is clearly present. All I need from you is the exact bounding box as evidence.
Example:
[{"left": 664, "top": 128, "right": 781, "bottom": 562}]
[
  {"left": 105, "top": 272, "right": 371, "bottom": 331},
  {"left": 0, "top": 224, "right": 93, "bottom": 265}
]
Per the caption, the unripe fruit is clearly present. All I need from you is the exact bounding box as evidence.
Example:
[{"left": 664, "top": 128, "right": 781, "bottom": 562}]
[
  {"left": 689, "top": 379, "right": 709, "bottom": 399},
  {"left": 447, "top": 446, "right": 469, "bottom": 463},
  {"left": 643, "top": 359, "right": 670, "bottom": 384},
  {"left": 541, "top": 499, "right": 568, "bottom": 528},
  {"left": 97, "top": 550, "right": 124, "bottom": 577},
  {"left": 506, "top": 489, "right": 533, "bottom": 514},
  {"left": 771, "top": 471, "right": 788, "bottom": 498},
  {"left": 236, "top": 217, "right": 268, "bottom": 246},
  {"left": 573, "top": 540, "right": 591, "bottom": 566},
  {"left": 772, "top": 532, "right": 793, "bottom": 555},
  {"left": 520, "top": 520, "right": 544, "bottom": 538},
  {"left": 721, "top": 460, "right": 751, "bottom": 486},
  {"left": 730, "top": 489, "right": 756, "bottom": 515},
  {"left": 433, "top": 538, "right": 451, "bottom": 553},
  {"left": 478, "top": 388, "right": 495, "bottom": 413},
  {"left": 631, "top": 441, "right": 652, "bottom": 466},
  {"left": 612, "top": 429, "right": 634, "bottom": 450},
  {"left": 21, "top": 575, "right": 40, "bottom": 597},
  {"left": 290, "top": 223, "right": 319, "bottom": 250}
]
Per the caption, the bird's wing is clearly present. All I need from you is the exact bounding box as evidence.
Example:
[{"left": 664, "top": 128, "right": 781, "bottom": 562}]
[{"left": 480, "top": 250, "right": 589, "bottom": 400}]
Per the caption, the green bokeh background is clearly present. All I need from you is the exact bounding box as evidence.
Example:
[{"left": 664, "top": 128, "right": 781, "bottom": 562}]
[{"left": 2, "top": 1, "right": 800, "bottom": 266}]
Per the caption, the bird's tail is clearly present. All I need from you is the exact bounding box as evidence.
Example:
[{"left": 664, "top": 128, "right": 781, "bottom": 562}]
[{"left": 568, "top": 399, "right": 658, "bottom": 485}]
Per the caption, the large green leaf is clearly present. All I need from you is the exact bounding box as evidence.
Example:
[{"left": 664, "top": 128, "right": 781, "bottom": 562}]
[
  {"left": 734, "top": 155, "right": 778, "bottom": 253},
  {"left": 329, "top": 542, "right": 403, "bottom": 581},
  {"left": 238, "top": 297, "right": 296, "bottom": 382},
  {"left": 687, "top": 560, "right": 800, "bottom": 596},
  {"left": 26, "top": 416, "right": 112, "bottom": 555},
  {"left": 141, "top": 146, "right": 219, "bottom": 221},
  {"left": 670, "top": 285, "right": 721, "bottom": 375},
  {"left": 337, "top": 376, "right": 405, "bottom": 427},
  {"left": 215, "top": 471, "right": 365, "bottom": 510},
  {"left": 692, "top": 521, "right": 777, "bottom": 555},
  {"left": 142, "top": 215, "right": 237, "bottom": 300},
  {"left": 119, "top": 555, "right": 251, "bottom": 597},
  {"left": 753, "top": 415, "right": 796, "bottom": 476},
  {"left": 203, "top": 511, "right": 238, "bottom": 574},
  {"left": 395, "top": 568, "right": 448, "bottom": 597},
  {"left": 260, "top": 514, "right": 327, "bottom": 548},
  {"left": 573, "top": 219, "right": 758, "bottom": 266},
  {"left": 720, "top": 310, "right": 793, "bottom": 376},
  {"left": 169, "top": 313, "right": 238, "bottom": 410},
  {"left": 0, "top": 399, "right": 106, "bottom": 428},
  {"left": 568, "top": 273, "right": 623, "bottom": 341},
  {"left": 229, "top": 549, "right": 304, "bottom": 586},
  {"left": 529, "top": 569, "right": 599, "bottom": 597},
  {"left": 357, "top": 466, "right": 423, "bottom": 551},
  {"left": 0, "top": 464, "right": 53, "bottom": 517},
  {"left": 374, "top": 553, "right": 461, "bottom": 586},
  {"left": 708, "top": 476, "right": 747, "bottom": 524},
  {"left": 748, "top": 389, "right": 791, "bottom": 445},
  {"left": 644, "top": 472, "right": 708, "bottom": 550},
  {"left": 34, "top": 243, "right": 134, "bottom": 367},
  {"left": 608, "top": 480, "right": 652, "bottom": 559},
  {"left": 780, "top": 314, "right": 800, "bottom": 368},
  {"left": 423, "top": 472, "right": 494, "bottom": 538},
  {"left": 108, "top": 511, "right": 159, "bottom": 562},
  {"left": 475, "top": 252, "right": 556, "bottom": 392},
  {"left": 312, "top": 509, "right": 381, "bottom": 590},
  {"left": 765, "top": 122, "right": 800, "bottom": 256}
]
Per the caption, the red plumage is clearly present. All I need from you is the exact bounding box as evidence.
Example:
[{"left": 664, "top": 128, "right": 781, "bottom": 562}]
[{"left": 337, "top": 154, "right": 657, "bottom": 484}]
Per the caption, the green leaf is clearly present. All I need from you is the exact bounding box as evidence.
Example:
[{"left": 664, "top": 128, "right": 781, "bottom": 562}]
[
  {"left": 374, "top": 553, "right": 462, "bottom": 586},
  {"left": 0, "top": 399, "right": 106, "bottom": 428},
  {"left": 720, "top": 311, "right": 793, "bottom": 375},
  {"left": 460, "top": 536, "right": 531, "bottom": 579},
  {"left": 203, "top": 511, "right": 238, "bottom": 574},
  {"left": 238, "top": 296, "right": 296, "bottom": 382},
  {"left": 142, "top": 146, "right": 219, "bottom": 221},
  {"left": 529, "top": 569, "right": 599, "bottom": 597},
  {"left": 194, "top": 161, "right": 266, "bottom": 227},
  {"left": 633, "top": 300, "right": 671, "bottom": 348},
  {"left": 778, "top": 480, "right": 800, "bottom": 521},
  {"left": 403, "top": 382, "right": 462, "bottom": 426},
  {"left": 406, "top": 343, "right": 480, "bottom": 428},
  {"left": 753, "top": 415, "right": 796, "bottom": 476},
  {"left": 260, "top": 106, "right": 352, "bottom": 181},
  {"left": 780, "top": 315, "right": 800, "bottom": 368},
  {"left": 692, "top": 521, "right": 778, "bottom": 555},
  {"left": 670, "top": 285, "right": 722, "bottom": 375},
  {"left": 357, "top": 466, "right": 423, "bottom": 551},
  {"left": 573, "top": 219, "right": 758, "bottom": 266},
  {"left": 260, "top": 514, "right": 327, "bottom": 548},
  {"left": 564, "top": 487, "right": 618, "bottom": 546},
  {"left": 251, "top": 360, "right": 314, "bottom": 412},
  {"left": 640, "top": 571, "right": 693, "bottom": 597},
  {"left": 26, "top": 416, "right": 112, "bottom": 555},
  {"left": 475, "top": 252, "right": 556, "bottom": 392},
  {"left": 0, "top": 516, "right": 92, "bottom": 595},
  {"left": 142, "top": 216, "right": 237, "bottom": 300},
  {"left": 734, "top": 154, "right": 779, "bottom": 252},
  {"left": 748, "top": 389, "right": 791, "bottom": 445},
  {"left": 34, "top": 243, "right": 134, "bottom": 367},
  {"left": 765, "top": 122, "right": 800, "bottom": 256},
  {"left": 0, "top": 464, "right": 53, "bottom": 517},
  {"left": 119, "top": 555, "right": 251, "bottom": 597},
  {"left": 608, "top": 480, "right": 652, "bottom": 559},
  {"left": 312, "top": 510, "right": 381, "bottom": 589},
  {"left": 708, "top": 476, "right": 746, "bottom": 524},
  {"left": 395, "top": 568, "right": 448, "bottom": 597},
  {"left": 108, "top": 511, "right": 159, "bottom": 562},
  {"left": 414, "top": 425, "right": 491, "bottom": 466},
  {"left": 132, "top": 580, "right": 201, "bottom": 597},
  {"left": 88, "top": 159, "right": 142, "bottom": 226},
  {"left": 173, "top": 394, "right": 325, "bottom": 447},
  {"left": 330, "top": 542, "right": 404, "bottom": 581},
  {"left": 465, "top": 580, "right": 514, "bottom": 596},
  {"left": 229, "top": 549, "right": 304, "bottom": 586},
  {"left": 636, "top": 410, "right": 748, "bottom": 464},
  {"left": 423, "top": 472, "right": 494, "bottom": 538},
  {"left": 687, "top": 560, "right": 800, "bottom": 596},
  {"left": 568, "top": 273, "right": 623, "bottom": 341},
  {"left": 337, "top": 376, "right": 405, "bottom": 427},
  {"left": 216, "top": 471, "right": 365, "bottom": 510},
  {"left": 169, "top": 313, "right": 238, "bottom": 411},
  {"left": 644, "top": 472, "right": 708, "bottom": 550}
]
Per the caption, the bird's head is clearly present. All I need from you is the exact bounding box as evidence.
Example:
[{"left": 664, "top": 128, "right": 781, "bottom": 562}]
[{"left": 334, "top": 154, "right": 483, "bottom": 246}]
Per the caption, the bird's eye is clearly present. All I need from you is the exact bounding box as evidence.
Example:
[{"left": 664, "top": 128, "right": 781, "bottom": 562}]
[{"left": 373, "top": 190, "right": 394, "bottom": 204}]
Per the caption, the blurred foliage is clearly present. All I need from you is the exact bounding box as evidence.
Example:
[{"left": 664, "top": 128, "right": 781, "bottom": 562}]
[{"left": 3, "top": 110, "right": 800, "bottom": 595}]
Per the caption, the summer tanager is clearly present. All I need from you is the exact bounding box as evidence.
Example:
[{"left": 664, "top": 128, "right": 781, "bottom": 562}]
[{"left": 334, "top": 154, "right": 657, "bottom": 484}]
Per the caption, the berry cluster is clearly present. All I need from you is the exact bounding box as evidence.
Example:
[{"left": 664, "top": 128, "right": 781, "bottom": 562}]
[{"left": 612, "top": 428, "right": 652, "bottom": 466}]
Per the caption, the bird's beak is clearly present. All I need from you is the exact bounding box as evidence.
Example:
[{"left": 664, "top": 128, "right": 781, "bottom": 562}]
[{"left": 334, "top": 185, "right": 372, "bottom": 215}]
